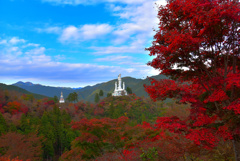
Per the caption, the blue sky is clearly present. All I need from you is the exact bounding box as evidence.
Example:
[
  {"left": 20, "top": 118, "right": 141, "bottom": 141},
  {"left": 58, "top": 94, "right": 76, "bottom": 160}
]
[{"left": 0, "top": 0, "right": 166, "bottom": 87}]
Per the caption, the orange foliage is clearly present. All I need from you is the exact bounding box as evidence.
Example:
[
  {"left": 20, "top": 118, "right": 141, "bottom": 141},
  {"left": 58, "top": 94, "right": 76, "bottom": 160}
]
[{"left": 0, "top": 132, "right": 42, "bottom": 161}]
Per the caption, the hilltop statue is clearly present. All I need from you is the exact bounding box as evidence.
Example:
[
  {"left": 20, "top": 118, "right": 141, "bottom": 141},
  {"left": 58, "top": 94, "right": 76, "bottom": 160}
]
[
  {"left": 118, "top": 74, "right": 121, "bottom": 81},
  {"left": 112, "top": 74, "right": 127, "bottom": 96}
]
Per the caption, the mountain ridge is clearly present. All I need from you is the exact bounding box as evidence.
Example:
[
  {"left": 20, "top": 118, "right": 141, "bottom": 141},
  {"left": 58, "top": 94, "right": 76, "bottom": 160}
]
[
  {"left": 12, "top": 82, "right": 79, "bottom": 98},
  {"left": 11, "top": 75, "right": 168, "bottom": 102},
  {"left": 0, "top": 83, "right": 48, "bottom": 99}
]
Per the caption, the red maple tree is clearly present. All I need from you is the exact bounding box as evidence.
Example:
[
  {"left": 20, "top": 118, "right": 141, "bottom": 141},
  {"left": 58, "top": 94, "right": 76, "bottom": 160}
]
[{"left": 145, "top": 0, "right": 240, "bottom": 160}]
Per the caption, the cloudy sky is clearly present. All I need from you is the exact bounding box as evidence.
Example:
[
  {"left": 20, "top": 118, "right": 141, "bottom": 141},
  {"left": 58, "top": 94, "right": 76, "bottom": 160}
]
[{"left": 0, "top": 0, "right": 166, "bottom": 87}]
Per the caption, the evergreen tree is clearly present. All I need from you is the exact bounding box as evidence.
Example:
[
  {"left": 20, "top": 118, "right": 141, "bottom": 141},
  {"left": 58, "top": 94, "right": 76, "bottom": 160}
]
[
  {"left": 126, "top": 87, "right": 132, "bottom": 94},
  {"left": 72, "top": 92, "right": 78, "bottom": 102},
  {"left": 67, "top": 92, "right": 78, "bottom": 103},
  {"left": 94, "top": 93, "right": 100, "bottom": 103},
  {"left": 43, "top": 136, "right": 54, "bottom": 160},
  {"left": 66, "top": 93, "right": 73, "bottom": 102},
  {"left": 20, "top": 114, "right": 31, "bottom": 134},
  {"left": 53, "top": 95, "right": 59, "bottom": 103},
  {"left": 99, "top": 90, "right": 104, "bottom": 96},
  {"left": 65, "top": 130, "right": 76, "bottom": 150},
  {"left": 39, "top": 112, "right": 55, "bottom": 159},
  {"left": 0, "top": 113, "right": 7, "bottom": 135}
]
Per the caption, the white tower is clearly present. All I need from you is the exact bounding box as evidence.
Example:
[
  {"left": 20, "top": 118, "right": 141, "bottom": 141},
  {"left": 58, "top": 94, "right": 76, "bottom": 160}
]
[{"left": 59, "top": 92, "right": 65, "bottom": 103}]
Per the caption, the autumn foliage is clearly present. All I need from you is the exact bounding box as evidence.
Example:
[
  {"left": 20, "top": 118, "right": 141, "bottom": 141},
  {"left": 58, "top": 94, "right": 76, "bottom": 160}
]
[
  {"left": 0, "top": 86, "right": 236, "bottom": 160},
  {"left": 0, "top": 132, "right": 42, "bottom": 160},
  {"left": 145, "top": 0, "right": 240, "bottom": 159}
]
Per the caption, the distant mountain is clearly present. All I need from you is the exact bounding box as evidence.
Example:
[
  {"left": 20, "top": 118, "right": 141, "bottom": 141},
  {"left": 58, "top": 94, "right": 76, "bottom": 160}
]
[
  {"left": 12, "top": 81, "right": 81, "bottom": 98},
  {"left": 11, "top": 75, "right": 168, "bottom": 102},
  {"left": 0, "top": 83, "right": 48, "bottom": 99},
  {"left": 14, "top": 81, "right": 34, "bottom": 86}
]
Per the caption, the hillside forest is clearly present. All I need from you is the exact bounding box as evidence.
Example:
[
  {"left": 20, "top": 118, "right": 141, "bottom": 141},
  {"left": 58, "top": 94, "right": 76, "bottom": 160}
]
[
  {"left": 1, "top": 0, "right": 240, "bottom": 160},
  {"left": 0, "top": 90, "right": 235, "bottom": 161}
]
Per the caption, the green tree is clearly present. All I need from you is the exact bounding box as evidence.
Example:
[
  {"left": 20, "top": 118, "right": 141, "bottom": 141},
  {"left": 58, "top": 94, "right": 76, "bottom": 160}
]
[
  {"left": 53, "top": 95, "right": 59, "bottom": 103},
  {"left": 126, "top": 87, "right": 132, "bottom": 94},
  {"left": 38, "top": 107, "right": 76, "bottom": 159},
  {"left": 39, "top": 113, "right": 55, "bottom": 159},
  {"left": 0, "top": 113, "right": 7, "bottom": 135},
  {"left": 66, "top": 93, "right": 73, "bottom": 102},
  {"left": 20, "top": 114, "right": 31, "bottom": 134},
  {"left": 107, "top": 93, "right": 112, "bottom": 97},
  {"left": 94, "top": 93, "right": 100, "bottom": 103},
  {"left": 67, "top": 92, "right": 78, "bottom": 103},
  {"left": 99, "top": 90, "right": 104, "bottom": 96},
  {"left": 72, "top": 92, "right": 78, "bottom": 102},
  {"left": 43, "top": 134, "right": 54, "bottom": 160}
]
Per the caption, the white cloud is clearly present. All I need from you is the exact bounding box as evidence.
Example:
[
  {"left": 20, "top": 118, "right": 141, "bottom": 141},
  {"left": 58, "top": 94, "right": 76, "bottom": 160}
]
[
  {"left": 91, "top": 32, "right": 148, "bottom": 55},
  {"left": 54, "top": 55, "right": 65, "bottom": 61},
  {"left": 0, "top": 39, "right": 7, "bottom": 45},
  {"left": 10, "top": 47, "right": 19, "bottom": 52},
  {"left": 25, "top": 47, "right": 46, "bottom": 55},
  {"left": 24, "top": 43, "right": 40, "bottom": 48},
  {"left": 81, "top": 24, "right": 113, "bottom": 39},
  {"left": 36, "top": 26, "right": 62, "bottom": 34},
  {"left": 91, "top": 45, "right": 143, "bottom": 54},
  {"left": 5, "top": 46, "right": 23, "bottom": 56},
  {"left": 36, "top": 24, "right": 113, "bottom": 43},
  {"left": 9, "top": 37, "right": 26, "bottom": 44},
  {"left": 95, "top": 55, "right": 132, "bottom": 62},
  {"left": 59, "top": 24, "right": 113, "bottom": 43},
  {"left": 59, "top": 26, "right": 79, "bottom": 42}
]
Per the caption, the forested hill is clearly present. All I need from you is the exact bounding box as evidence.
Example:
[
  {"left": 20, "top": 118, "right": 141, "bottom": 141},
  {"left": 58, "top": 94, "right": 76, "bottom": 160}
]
[
  {"left": 11, "top": 75, "right": 168, "bottom": 102},
  {"left": 0, "top": 83, "right": 48, "bottom": 99},
  {"left": 75, "top": 74, "right": 168, "bottom": 102}
]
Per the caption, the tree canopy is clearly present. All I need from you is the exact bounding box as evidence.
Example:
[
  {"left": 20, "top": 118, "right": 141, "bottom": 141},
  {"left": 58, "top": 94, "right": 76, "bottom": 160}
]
[
  {"left": 66, "top": 92, "right": 78, "bottom": 103},
  {"left": 126, "top": 87, "right": 132, "bottom": 94},
  {"left": 94, "top": 93, "right": 100, "bottom": 103},
  {"left": 145, "top": 0, "right": 240, "bottom": 159},
  {"left": 99, "top": 90, "right": 104, "bottom": 96}
]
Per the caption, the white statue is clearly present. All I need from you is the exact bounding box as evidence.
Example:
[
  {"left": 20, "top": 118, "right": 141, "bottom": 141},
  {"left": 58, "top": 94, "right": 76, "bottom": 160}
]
[
  {"left": 118, "top": 74, "right": 122, "bottom": 90},
  {"left": 112, "top": 74, "right": 127, "bottom": 96},
  {"left": 115, "top": 82, "right": 117, "bottom": 91},
  {"left": 118, "top": 74, "right": 121, "bottom": 80}
]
